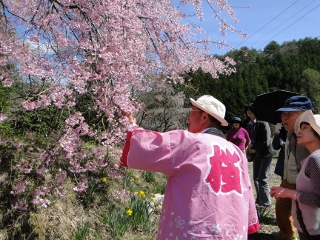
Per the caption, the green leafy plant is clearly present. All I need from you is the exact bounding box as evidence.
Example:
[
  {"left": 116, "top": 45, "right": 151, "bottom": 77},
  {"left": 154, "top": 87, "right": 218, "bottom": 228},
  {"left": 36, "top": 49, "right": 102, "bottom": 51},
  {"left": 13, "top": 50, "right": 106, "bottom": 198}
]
[
  {"left": 71, "top": 223, "right": 90, "bottom": 240},
  {"left": 143, "top": 171, "right": 155, "bottom": 183},
  {"left": 102, "top": 208, "right": 130, "bottom": 239},
  {"left": 129, "top": 191, "right": 155, "bottom": 231},
  {"left": 256, "top": 206, "right": 272, "bottom": 224}
]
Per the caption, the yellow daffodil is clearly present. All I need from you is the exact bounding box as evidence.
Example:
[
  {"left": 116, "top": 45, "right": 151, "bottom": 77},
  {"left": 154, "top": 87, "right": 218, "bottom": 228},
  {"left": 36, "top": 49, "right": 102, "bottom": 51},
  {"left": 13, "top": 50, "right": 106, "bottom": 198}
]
[
  {"left": 126, "top": 209, "right": 133, "bottom": 216},
  {"left": 138, "top": 190, "right": 146, "bottom": 198},
  {"left": 151, "top": 197, "right": 155, "bottom": 202},
  {"left": 101, "top": 177, "right": 107, "bottom": 183}
]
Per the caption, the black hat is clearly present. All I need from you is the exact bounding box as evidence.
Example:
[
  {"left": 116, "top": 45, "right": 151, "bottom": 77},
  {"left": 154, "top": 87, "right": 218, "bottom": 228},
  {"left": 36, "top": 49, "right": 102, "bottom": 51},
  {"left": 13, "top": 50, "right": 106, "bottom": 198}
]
[{"left": 244, "top": 103, "right": 254, "bottom": 115}]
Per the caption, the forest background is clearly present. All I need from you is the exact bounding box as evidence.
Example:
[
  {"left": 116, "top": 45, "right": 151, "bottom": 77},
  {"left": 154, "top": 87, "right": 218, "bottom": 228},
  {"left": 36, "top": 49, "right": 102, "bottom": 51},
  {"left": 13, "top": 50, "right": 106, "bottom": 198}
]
[{"left": 1, "top": 0, "right": 320, "bottom": 239}]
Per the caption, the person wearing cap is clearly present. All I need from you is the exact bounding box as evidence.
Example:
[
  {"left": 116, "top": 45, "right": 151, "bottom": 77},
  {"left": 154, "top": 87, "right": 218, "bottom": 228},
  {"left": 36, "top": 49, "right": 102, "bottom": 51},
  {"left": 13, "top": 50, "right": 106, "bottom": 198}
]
[
  {"left": 120, "top": 95, "right": 259, "bottom": 239},
  {"left": 271, "top": 110, "right": 320, "bottom": 240},
  {"left": 226, "top": 117, "right": 251, "bottom": 153},
  {"left": 245, "top": 103, "right": 274, "bottom": 208},
  {"left": 271, "top": 95, "right": 312, "bottom": 240}
]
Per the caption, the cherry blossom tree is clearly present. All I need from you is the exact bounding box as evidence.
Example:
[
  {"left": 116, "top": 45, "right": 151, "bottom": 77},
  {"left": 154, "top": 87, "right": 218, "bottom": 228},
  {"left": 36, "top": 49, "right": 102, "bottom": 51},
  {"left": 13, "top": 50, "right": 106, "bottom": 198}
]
[{"left": 0, "top": 0, "right": 242, "bottom": 209}]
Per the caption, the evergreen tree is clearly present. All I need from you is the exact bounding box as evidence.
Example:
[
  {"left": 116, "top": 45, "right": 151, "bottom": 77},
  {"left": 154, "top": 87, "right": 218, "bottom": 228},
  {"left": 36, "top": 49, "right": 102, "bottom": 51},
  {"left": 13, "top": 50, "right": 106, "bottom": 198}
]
[{"left": 301, "top": 68, "right": 320, "bottom": 113}]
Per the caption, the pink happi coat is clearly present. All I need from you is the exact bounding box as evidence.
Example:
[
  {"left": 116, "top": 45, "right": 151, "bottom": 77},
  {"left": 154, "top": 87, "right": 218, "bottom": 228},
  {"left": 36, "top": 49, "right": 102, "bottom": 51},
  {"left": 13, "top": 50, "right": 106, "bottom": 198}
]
[{"left": 121, "top": 128, "right": 259, "bottom": 239}]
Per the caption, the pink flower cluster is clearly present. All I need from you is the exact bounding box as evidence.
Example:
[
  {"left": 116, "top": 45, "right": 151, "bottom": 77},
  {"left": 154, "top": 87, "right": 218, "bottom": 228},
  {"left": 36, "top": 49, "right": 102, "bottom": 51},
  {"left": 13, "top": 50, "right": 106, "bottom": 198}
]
[
  {"left": 73, "top": 178, "right": 88, "bottom": 193},
  {"left": 12, "top": 201, "right": 28, "bottom": 211},
  {"left": 32, "top": 186, "right": 51, "bottom": 208},
  {"left": 0, "top": 114, "right": 7, "bottom": 123},
  {"left": 10, "top": 181, "right": 28, "bottom": 195},
  {"left": 112, "top": 189, "right": 131, "bottom": 201}
]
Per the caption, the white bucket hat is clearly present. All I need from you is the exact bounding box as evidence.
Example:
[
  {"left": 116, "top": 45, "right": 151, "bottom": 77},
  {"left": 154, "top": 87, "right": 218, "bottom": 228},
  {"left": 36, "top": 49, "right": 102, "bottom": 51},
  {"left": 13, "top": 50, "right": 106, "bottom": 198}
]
[
  {"left": 190, "top": 95, "right": 228, "bottom": 126},
  {"left": 295, "top": 110, "right": 320, "bottom": 135}
]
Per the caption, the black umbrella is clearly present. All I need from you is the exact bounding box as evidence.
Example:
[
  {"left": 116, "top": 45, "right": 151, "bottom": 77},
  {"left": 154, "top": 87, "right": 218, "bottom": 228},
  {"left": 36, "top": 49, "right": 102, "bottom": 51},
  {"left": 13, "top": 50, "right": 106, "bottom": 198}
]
[{"left": 251, "top": 90, "right": 302, "bottom": 124}]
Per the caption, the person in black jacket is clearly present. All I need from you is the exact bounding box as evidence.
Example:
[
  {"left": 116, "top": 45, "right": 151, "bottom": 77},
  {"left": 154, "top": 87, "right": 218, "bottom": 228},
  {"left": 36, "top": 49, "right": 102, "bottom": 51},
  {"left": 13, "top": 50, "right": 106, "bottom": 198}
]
[
  {"left": 272, "top": 123, "right": 287, "bottom": 179},
  {"left": 245, "top": 103, "right": 274, "bottom": 208}
]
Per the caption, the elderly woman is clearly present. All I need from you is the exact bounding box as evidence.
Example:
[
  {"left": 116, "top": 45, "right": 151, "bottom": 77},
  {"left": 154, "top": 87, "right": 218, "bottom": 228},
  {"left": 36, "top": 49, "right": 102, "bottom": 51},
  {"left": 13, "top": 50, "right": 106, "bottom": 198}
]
[{"left": 270, "top": 111, "right": 320, "bottom": 240}]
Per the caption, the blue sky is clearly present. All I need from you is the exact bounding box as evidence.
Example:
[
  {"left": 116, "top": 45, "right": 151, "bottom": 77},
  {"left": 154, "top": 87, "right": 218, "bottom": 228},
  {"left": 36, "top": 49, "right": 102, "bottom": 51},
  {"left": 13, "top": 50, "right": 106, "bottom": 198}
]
[{"left": 193, "top": 0, "right": 320, "bottom": 55}]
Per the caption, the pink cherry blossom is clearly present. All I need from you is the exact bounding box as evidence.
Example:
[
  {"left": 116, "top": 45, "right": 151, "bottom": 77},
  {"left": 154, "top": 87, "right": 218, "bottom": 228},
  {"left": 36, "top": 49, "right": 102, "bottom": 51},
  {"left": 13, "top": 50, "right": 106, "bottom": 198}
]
[
  {"left": 0, "top": 0, "right": 242, "bottom": 209},
  {"left": 73, "top": 178, "right": 88, "bottom": 193},
  {"left": 10, "top": 181, "right": 28, "bottom": 195},
  {"left": 0, "top": 114, "right": 7, "bottom": 123},
  {"left": 12, "top": 201, "right": 28, "bottom": 211}
]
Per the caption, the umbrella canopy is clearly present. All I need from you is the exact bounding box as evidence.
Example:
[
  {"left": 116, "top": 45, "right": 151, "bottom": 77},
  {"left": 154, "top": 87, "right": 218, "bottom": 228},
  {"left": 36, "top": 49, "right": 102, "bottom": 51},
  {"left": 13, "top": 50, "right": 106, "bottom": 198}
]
[{"left": 251, "top": 90, "right": 302, "bottom": 124}]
